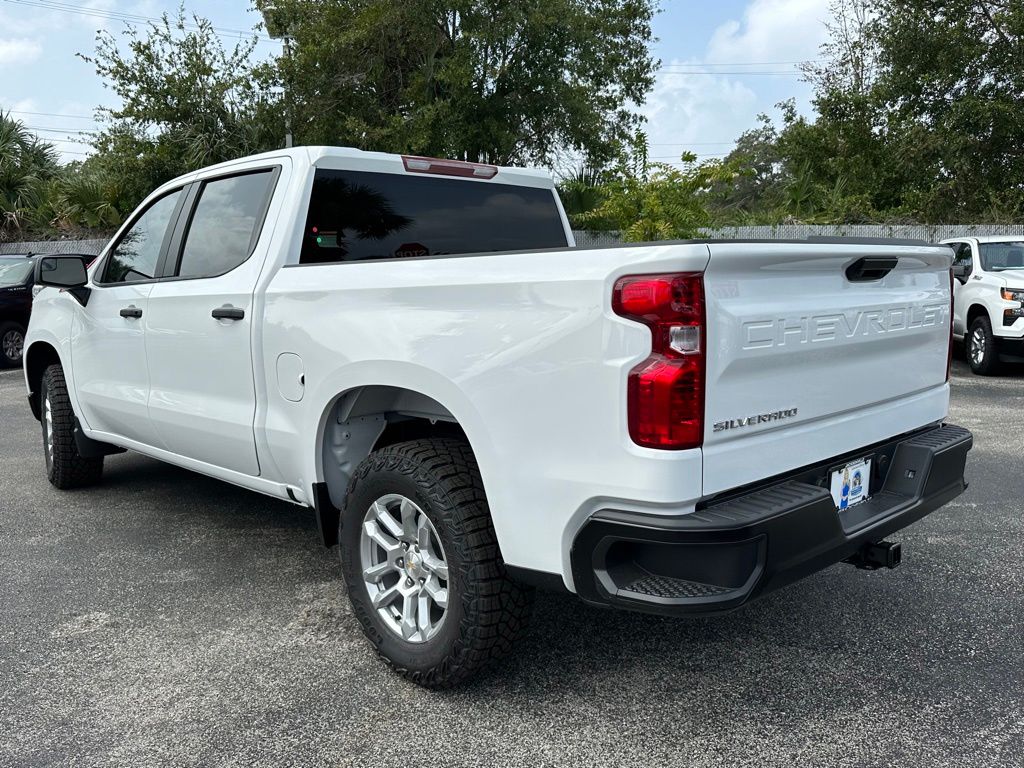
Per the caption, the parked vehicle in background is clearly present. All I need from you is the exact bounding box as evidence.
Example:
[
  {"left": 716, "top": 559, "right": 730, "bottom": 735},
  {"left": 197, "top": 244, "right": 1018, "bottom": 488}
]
[
  {"left": 944, "top": 236, "right": 1024, "bottom": 375},
  {"left": 24, "top": 147, "right": 971, "bottom": 687},
  {"left": 0, "top": 254, "right": 37, "bottom": 367}
]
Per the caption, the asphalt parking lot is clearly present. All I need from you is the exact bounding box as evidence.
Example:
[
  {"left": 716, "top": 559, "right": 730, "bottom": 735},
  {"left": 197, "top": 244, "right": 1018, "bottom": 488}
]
[{"left": 1, "top": 359, "right": 1022, "bottom": 768}]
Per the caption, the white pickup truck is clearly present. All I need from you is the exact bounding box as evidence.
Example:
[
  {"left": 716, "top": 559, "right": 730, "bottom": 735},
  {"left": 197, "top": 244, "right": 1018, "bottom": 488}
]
[
  {"left": 26, "top": 147, "right": 972, "bottom": 687},
  {"left": 944, "top": 236, "right": 1024, "bottom": 375}
]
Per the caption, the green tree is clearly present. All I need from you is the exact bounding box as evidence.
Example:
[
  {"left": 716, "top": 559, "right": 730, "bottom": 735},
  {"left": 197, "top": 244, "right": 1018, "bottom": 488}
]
[
  {"left": 713, "top": 112, "right": 785, "bottom": 218},
  {"left": 579, "top": 151, "right": 739, "bottom": 241},
  {"left": 79, "top": 7, "right": 284, "bottom": 216},
  {"left": 866, "top": 0, "right": 1024, "bottom": 220},
  {"left": 257, "top": 0, "right": 657, "bottom": 166},
  {"left": 735, "top": 0, "right": 1024, "bottom": 223},
  {"left": 557, "top": 166, "right": 613, "bottom": 230}
]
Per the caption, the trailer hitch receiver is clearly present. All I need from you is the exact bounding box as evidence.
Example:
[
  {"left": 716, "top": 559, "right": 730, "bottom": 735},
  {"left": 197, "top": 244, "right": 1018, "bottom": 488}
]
[{"left": 844, "top": 540, "right": 902, "bottom": 570}]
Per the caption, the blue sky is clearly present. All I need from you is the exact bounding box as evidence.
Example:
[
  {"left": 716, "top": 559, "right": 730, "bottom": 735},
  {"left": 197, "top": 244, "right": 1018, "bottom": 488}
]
[{"left": 0, "top": 0, "right": 831, "bottom": 165}]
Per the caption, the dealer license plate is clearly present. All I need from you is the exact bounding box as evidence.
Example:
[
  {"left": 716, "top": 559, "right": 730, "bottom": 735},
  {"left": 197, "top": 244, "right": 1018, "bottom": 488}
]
[{"left": 830, "top": 458, "right": 871, "bottom": 511}]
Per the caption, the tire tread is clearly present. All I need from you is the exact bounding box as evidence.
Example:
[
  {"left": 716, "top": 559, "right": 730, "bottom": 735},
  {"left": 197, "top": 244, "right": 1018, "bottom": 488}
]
[
  {"left": 341, "top": 437, "right": 533, "bottom": 688},
  {"left": 42, "top": 364, "right": 103, "bottom": 489}
]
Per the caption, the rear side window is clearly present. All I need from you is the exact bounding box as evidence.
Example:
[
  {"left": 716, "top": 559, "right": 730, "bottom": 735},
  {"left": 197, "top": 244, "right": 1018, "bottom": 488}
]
[
  {"left": 176, "top": 170, "right": 276, "bottom": 279},
  {"left": 299, "top": 169, "right": 568, "bottom": 264},
  {"left": 102, "top": 189, "right": 182, "bottom": 283}
]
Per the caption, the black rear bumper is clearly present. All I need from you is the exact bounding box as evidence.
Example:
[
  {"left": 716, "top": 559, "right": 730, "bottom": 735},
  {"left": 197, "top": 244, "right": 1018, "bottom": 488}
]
[{"left": 570, "top": 424, "right": 973, "bottom": 617}]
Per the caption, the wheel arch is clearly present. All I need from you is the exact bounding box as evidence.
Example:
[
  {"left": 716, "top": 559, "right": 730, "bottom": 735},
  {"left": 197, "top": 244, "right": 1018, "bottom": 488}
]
[
  {"left": 312, "top": 383, "right": 479, "bottom": 548},
  {"left": 24, "top": 341, "right": 62, "bottom": 421},
  {"left": 966, "top": 303, "right": 991, "bottom": 329}
]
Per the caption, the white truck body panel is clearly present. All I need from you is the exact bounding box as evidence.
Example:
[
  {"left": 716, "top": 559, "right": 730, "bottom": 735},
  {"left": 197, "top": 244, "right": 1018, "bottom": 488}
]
[{"left": 26, "top": 146, "right": 957, "bottom": 592}]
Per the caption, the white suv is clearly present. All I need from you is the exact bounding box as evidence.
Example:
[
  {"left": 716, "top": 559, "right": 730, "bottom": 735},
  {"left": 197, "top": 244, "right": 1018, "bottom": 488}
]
[{"left": 944, "top": 236, "right": 1024, "bottom": 375}]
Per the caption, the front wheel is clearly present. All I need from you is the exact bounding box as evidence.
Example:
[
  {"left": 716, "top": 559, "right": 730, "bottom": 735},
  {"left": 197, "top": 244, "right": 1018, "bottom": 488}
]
[
  {"left": 0, "top": 322, "right": 25, "bottom": 368},
  {"left": 967, "top": 315, "right": 1001, "bottom": 376},
  {"left": 340, "top": 438, "right": 533, "bottom": 688},
  {"left": 40, "top": 364, "right": 104, "bottom": 489}
]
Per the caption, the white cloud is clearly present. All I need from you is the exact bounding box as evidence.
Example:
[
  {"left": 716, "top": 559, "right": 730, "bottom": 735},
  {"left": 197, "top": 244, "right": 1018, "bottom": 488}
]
[
  {"left": 640, "top": 0, "right": 830, "bottom": 160},
  {"left": 706, "top": 0, "right": 831, "bottom": 64},
  {"left": 640, "top": 66, "right": 758, "bottom": 162},
  {"left": 0, "top": 38, "right": 43, "bottom": 67}
]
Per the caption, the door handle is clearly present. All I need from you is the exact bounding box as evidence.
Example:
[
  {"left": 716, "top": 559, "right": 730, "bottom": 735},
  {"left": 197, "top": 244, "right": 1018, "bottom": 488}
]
[
  {"left": 119, "top": 306, "right": 143, "bottom": 319},
  {"left": 212, "top": 306, "right": 245, "bottom": 321}
]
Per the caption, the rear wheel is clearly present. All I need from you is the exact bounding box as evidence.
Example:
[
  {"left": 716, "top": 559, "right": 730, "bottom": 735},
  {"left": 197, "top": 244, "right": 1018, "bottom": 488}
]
[
  {"left": 967, "top": 315, "right": 1001, "bottom": 375},
  {"left": 340, "top": 438, "right": 533, "bottom": 688},
  {"left": 0, "top": 322, "right": 25, "bottom": 368},
  {"left": 40, "top": 364, "right": 104, "bottom": 489}
]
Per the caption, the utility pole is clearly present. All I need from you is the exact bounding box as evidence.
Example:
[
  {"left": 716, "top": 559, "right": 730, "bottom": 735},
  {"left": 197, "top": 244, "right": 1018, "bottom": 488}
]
[
  {"left": 262, "top": 3, "right": 294, "bottom": 149},
  {"left": 282, "top": 34, "right": 294, "bottom": 148}
]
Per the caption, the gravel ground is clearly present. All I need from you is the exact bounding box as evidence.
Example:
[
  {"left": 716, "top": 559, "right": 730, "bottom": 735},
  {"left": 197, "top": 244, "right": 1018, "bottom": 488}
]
[{"left": 1, "top": 358, "right": 1022, "bottom": 767}]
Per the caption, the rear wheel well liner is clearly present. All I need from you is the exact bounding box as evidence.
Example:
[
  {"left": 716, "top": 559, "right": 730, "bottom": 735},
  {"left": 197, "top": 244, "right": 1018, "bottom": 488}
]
[{"left": 314, "top": 385, "right": 472, "bottom": 547}]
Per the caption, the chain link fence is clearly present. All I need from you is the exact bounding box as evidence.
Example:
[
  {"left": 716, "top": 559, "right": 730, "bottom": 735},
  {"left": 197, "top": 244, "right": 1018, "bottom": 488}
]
[
  {"left": 573, "top": 224, "right": 1024, "bottom": 248},
  {"left": 4, "top": 225, "right": 1024, "bottom": 256},
  {"left": 0, "top": 239, "right": 107, "bottom": 256}
]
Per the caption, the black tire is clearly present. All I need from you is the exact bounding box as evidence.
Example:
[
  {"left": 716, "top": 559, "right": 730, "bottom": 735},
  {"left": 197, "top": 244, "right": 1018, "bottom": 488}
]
[
  {"left": 40, "top": 364, "right": 104, "bottom": 489},
  {"left": 340, "top": 438, "right": 533, "bottom": 688},
  {"left": 0, "top": 322, "right": 25, "bottom": 368},
  {"left": 967, "top": 315, "right": 1001, "bottom": 376}
]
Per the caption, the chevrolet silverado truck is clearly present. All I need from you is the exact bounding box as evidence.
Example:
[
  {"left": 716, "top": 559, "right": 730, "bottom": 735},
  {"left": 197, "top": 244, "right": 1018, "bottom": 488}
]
[
  {"left": 944, "top": 236, "right": 1024, "bottom": 375},
  {"left": 25, "top": 147, "right": 973, "bottom": 687}
]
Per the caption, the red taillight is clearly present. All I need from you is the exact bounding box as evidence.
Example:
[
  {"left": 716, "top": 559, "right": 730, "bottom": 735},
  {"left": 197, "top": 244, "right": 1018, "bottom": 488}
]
[
  {"left": 402, "top": 155, "right": 498, "bottom": 179},
  {"left": 947, "top": 267, "right": 954, "bottom": 382},
  {"left": 612, "top": 273, "right": 705, "bottom": 450}
]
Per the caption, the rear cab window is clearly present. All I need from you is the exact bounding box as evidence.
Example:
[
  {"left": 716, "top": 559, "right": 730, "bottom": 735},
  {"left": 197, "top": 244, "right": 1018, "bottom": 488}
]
[{"left": 299, "top": 170, "right": 568, "bottom": 264}]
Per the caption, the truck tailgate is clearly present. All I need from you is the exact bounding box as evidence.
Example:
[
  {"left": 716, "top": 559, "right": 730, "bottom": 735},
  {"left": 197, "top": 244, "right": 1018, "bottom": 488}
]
[{"left": 701, "top": 241, "right": 953, "bottom": 496}]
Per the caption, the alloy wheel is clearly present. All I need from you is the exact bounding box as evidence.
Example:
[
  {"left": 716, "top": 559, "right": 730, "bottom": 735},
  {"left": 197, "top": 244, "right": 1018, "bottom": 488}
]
[
  {"left": 359, "top": 493, "right": 450, "bottom": 643},
  {"left": 2, "top": 329, "right": 23, "bottom": 363},
  {"left": 970, "top": 327, "right": 986, "bottom": 366},
  {"left": 43, "top": 393, "right": 54, "bottom": 463}
]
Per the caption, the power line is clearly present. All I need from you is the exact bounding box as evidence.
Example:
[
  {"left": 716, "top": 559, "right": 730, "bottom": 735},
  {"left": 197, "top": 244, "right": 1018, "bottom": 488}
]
[
  {"left": 657, "top": 70, "right": 804, "bottom": 76},
  {"left": 660, "top": 59, "right": 822, "bottom": 68},
  {"left": 21, "top": 126, "right": 96, "bottom": 135},
  {"left": 5, "top": 109, "right": 95, "bottom": 121},
  {"left": 0, "top": 0, "right": 275, "bottom": 42}
]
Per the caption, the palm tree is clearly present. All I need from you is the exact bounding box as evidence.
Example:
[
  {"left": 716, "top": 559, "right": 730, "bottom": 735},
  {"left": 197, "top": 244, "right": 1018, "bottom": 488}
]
[{"left": 0, "top": 112, "right": 60, "bottom": 240}]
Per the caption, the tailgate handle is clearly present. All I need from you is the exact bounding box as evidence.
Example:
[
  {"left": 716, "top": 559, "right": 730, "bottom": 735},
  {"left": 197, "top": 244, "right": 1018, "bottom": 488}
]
[{"left": 846, "top": 257, "right": 898, "bottom": 282}]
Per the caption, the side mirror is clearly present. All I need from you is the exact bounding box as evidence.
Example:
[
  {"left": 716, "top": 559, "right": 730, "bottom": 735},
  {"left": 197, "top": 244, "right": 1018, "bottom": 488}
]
[
  {"left": 951, "top": 263, "right": 971, "bottom": 283},
  {"left": 35, "top": 255, "right": 91, "bottom": 305}
]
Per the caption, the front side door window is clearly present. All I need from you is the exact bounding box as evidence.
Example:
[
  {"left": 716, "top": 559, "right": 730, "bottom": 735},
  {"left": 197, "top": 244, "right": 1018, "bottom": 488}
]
[
  {"left": 953, "top": 243, "right": 974, "bottom": 277},
  {"left": 101, "top": 190, "right": 182, "bottom": 283}
]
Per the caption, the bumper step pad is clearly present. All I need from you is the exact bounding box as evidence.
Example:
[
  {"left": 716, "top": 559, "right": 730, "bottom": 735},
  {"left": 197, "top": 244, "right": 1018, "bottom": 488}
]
[{"left": 625, "top": 573, "right": 731, "bottom": 600}]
